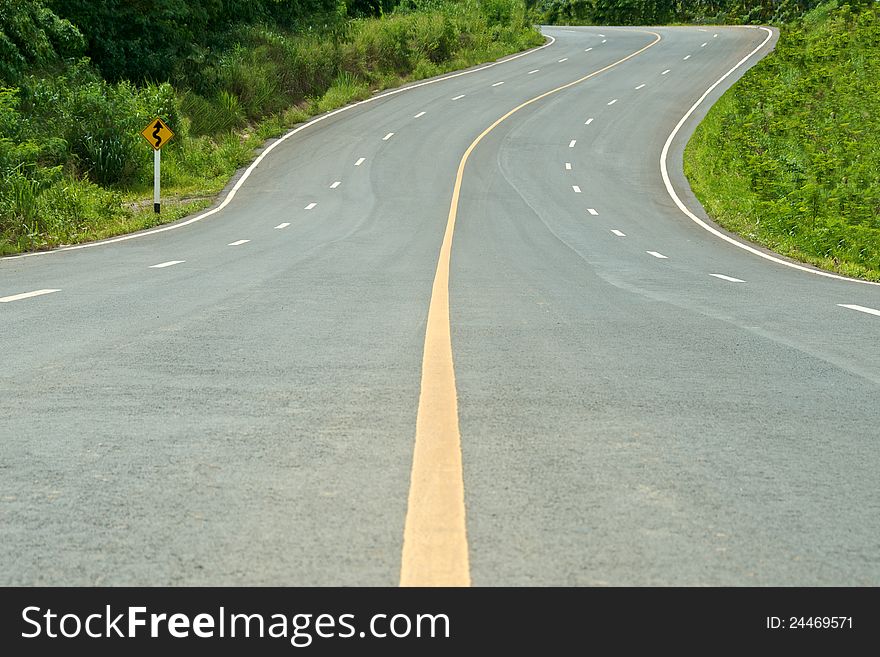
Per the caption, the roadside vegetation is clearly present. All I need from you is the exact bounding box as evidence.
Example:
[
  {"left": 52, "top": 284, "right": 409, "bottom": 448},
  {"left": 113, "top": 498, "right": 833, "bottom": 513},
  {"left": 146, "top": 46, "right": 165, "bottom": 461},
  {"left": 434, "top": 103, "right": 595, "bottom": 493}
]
[
  {"left": 534, "top": 0, "right": 827, "bottom": 25},
  {"left": 0, "top": 0, "right": 542, "bottom": 254},
  {"left": 684, "top": 1, "right": 880, "bottom": 281}
]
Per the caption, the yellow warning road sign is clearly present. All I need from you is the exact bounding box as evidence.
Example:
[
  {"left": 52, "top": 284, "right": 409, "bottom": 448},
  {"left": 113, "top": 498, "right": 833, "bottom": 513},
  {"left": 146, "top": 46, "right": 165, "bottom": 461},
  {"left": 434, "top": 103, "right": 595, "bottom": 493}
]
[{"left": 140, "top": 117, "right": 174, "bottom": 150}]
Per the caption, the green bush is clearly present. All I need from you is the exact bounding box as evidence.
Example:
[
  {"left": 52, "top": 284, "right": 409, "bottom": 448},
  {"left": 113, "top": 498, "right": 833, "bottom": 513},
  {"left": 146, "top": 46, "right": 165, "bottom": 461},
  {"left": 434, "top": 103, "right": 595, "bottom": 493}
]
[{"left": 0, "top": 0, "right": 84, "bottom": 84}]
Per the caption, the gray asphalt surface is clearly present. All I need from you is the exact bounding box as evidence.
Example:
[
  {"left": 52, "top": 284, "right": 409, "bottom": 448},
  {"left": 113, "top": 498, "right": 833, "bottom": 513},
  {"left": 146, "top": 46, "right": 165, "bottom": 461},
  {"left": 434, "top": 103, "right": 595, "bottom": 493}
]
[{"left": 2, "top": 26, "right": 878, "bottom": 586}]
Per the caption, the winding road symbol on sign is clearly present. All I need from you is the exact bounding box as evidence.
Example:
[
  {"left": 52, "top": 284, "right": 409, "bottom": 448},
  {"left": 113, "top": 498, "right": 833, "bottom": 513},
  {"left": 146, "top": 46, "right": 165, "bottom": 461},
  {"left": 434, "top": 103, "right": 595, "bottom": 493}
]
[{"left": 140, "top": 117, "right": 174, "bottom": 150}]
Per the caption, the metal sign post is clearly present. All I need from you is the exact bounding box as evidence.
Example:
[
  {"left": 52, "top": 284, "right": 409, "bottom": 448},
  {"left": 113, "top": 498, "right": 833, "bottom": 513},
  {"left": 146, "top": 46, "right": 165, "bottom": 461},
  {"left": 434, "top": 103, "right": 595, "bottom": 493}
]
[
  {"left": 139, "top": 117, "right": 175, "bottom": 214},
  {"left": 154, "top": 149, "right": 161, "bottom": 214}
]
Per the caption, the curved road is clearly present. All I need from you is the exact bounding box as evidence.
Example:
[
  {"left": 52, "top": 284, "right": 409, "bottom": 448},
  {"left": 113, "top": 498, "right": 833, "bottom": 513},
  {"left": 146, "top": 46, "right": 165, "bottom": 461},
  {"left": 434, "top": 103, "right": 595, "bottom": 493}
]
[{"left": 2, "top": 26, "right": 878, "bottom": 586}]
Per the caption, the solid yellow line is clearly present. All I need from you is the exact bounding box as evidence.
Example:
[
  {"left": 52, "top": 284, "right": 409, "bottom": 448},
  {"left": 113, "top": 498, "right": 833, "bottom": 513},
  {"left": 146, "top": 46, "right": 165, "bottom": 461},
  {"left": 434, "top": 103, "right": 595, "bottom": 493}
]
[{"left": 399, "top": 31, "right": 662, "bottom": 588}]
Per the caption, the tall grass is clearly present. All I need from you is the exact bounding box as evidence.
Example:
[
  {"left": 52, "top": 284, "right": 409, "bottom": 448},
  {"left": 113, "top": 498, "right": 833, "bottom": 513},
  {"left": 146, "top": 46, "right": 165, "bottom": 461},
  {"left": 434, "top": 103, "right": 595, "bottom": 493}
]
[{"left": 684, "top": 1, "right": 880, "bottom": 281}]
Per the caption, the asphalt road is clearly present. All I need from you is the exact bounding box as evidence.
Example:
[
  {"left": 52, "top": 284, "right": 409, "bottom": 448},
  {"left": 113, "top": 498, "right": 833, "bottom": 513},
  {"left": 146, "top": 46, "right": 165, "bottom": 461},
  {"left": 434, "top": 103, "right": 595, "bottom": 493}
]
[{"left": 2, "top": 26, "right": 878, "bottom": 586}]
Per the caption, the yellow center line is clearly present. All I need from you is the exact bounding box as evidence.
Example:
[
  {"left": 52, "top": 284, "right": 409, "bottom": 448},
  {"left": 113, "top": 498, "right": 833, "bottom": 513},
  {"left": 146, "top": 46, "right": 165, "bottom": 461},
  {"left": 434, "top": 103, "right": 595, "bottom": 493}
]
[{"left": 399, "top": 31, "right": 662, "bottom": 588}]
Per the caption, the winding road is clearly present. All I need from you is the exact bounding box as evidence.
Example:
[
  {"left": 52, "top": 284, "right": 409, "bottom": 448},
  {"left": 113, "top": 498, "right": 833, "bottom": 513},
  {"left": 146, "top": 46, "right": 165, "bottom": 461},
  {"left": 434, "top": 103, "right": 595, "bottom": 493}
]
[{"left": 2, "top": 25, "right": 879, "bottom": 586}]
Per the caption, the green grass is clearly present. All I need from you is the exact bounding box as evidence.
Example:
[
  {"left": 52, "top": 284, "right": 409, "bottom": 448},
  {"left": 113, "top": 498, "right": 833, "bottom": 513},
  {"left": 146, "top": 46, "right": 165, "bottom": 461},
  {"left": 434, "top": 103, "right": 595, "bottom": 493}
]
[
  {"left": 1, "top": 0, "right": 543, "bottom": 255},
  {"left": 684, "top": 1, "right": 880, "bottom": 282}
]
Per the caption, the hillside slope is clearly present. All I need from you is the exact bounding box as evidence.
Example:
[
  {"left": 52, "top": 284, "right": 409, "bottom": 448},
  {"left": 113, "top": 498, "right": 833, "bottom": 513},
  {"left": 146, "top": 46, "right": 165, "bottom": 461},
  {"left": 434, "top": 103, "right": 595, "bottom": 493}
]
[{"left": 684, "top": 1, "right": 880, "bottom": 281}]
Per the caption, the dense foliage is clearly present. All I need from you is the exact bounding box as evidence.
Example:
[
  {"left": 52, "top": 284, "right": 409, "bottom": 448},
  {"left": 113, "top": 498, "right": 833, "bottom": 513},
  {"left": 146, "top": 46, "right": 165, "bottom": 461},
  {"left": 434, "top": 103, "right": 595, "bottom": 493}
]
[
  {"left": 684, "top": 2, "right": 880, "bottom": 280},
  {"left": 538, "top": 0, "right": 840, "bottom": 25},
  {"left": 0, "top": 0, "right": 541, "bottom": 254},
  {"left": 0, "top": 0, "right": 84, "bottom": 83},
  {"left": 46, "top": 0, "right": 342, "bottom": 82}
]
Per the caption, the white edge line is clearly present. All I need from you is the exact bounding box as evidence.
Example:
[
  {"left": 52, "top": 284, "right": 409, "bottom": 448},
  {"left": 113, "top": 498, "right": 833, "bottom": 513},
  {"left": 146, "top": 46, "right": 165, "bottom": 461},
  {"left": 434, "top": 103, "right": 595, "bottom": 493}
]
[
  {"left": 0, "top": 288, "right": 61, "bottom": 303},
  {"left": 838, "top": 304, "right": 880, "bottom": 317},
  {"left": 149, "top": 260, "right": 185, "bottom": 268},
  {"left": 660, "top": 25, "right": 880, "bottom": 287},
  {"left": 5, "top": 35, "right": 558, "bottom": 261}
]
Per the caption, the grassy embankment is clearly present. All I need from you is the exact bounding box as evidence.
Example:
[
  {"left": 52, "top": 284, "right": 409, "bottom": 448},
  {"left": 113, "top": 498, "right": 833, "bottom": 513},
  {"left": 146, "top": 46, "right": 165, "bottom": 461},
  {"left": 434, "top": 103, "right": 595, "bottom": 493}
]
[
  {"left": 684, "top": 2, "right": 880, "bottom": 281},
  {"left": 0, "top": 0, "right": 542, "bottom": 254}
]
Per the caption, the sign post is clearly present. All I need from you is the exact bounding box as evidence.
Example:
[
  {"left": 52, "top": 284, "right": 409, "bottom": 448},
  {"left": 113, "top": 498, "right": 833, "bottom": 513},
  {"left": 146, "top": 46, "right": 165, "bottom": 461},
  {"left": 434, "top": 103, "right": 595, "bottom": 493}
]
[
  {"left": 154, "top": 149, "right": 161, "bottom": 214},
  {"left": 140, "top": 117, "right": 174, "bottom": 214}
]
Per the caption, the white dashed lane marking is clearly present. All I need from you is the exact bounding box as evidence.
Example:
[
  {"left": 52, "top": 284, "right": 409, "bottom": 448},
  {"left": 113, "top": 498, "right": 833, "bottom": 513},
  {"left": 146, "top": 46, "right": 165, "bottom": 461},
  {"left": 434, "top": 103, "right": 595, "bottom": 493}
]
[
  {"left": 607, "top": 99, "right": 618, "bottom": 105},
  {"left": 491, "top": 81, "right": 504, "bottom": 87},
  {"left": 304, "top": 202, "right": 317, "bottom": 210},
  {"left": 414, "top": 111, "right": 426, "bottom": 118},
  {"left": 710, "top": 273, "right": 745, "bottom": 283},
  {"left": 149, "top": 261, "right": 184, "bottom": 269},
  {"left": 528, "top": 69, "right": 540, "bottom": 74},
  {"left": 0, "top": 289, "right": 61, "bottom": 303},
  {"left": 275, "top": 223, "right": 290, "bottom": 229},
  {"left": 587, "top": 208, "right": 599, "bottom": 216},
  {"left": 330, "top": 181, "right": 341, "bottom": 189},
  {"left": 382, "top": 132, "right": 394, "bottom": 140},
  {"left": 452, "top": 94, "right": 465, "bottom": 100},
  {"left": 635, "top": 84, "right": 646, "bottom": 90},
  {"left": 355, "top": 157, "right": 365, "bottom": 166},
  {"left": 838, "top": 304, "right": 880, "bottom": 317},
  {"left": 565, "top": 162, "right": 572, "bottom": 170},
  {"left": 684, "top": 55, "right": 691, "bottom": 60},
  {"left": 572, "top": 185, "right": 582, "bottom": 193},
  {"left": 228, "top": 240, "right": 250, "bottom": 246},
  {"left": 611, "top": 230, "right": 626, "bottom": 237},
  {"left": 647, "top": 251, "right": 668, "bottom": 259},
  {"left": 569, "top": 140, "right": 577, "bottom": 148},
  {"left": 662, "top": 69, "right": 670, "bottom": 75},
  {"left": 585, "top": 118, "right": 594, "bottom": 125}
]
